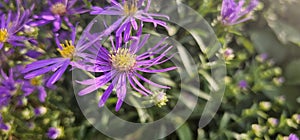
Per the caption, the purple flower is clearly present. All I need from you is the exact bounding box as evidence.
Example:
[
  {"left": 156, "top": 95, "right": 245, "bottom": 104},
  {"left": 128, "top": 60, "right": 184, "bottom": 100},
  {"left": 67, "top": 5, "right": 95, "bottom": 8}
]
[
  {"left": 77, "top": 34, "right": 176, "bottom": 111},
  {"left": 22, "top": 24, "right": 97, "bottom": 87},
  {"left": 22, "top": 77, "right": 47, "bottom": 102},
  {"left": 47, "top": 127, "right": 61, "bottom": 139},
  {"left": 221, "top": 0, "right": 259, "bottom": 25},
  {"left": 29, "top": 0, "right": 89, "bottom": 32},
  {"left": 0, "top": 1, "right": 32, "bottom": 49},
  {"left": 91, "top": 0, "right": 169, "bottom": 42},
  {"left": 22, "top": 37, "right": 74, "bottom": 87},
  {"left": 289, "top": 134, "right": 299, "bottom": 140},
  {"left": 0, "top": 115, "right": 9, "bottom": 131},
  {"left": 0, "top": 69, "right": 16, "bottom": 108},
  {"left": 238, "top": 80, "right": 248, "bottom": 89}
]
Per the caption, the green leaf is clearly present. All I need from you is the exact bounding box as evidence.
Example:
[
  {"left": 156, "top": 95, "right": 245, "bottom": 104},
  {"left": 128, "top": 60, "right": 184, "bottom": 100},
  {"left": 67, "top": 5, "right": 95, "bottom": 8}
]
[
  {"left": 267, "top": 19, "right": 300, "bottom": 46},
  {"left": 284, "top": 59, "right": 300, "bottom": 85},
  {"left": 220, "top": 113, "right": 230, "bottom": 130},
  {"left": 176, "top": 123, "right": 193, "bottom": 140}
]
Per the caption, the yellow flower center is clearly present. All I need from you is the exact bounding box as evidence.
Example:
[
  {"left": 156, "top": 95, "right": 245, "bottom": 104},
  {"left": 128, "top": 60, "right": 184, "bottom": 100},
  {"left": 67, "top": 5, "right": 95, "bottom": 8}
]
[
  {"left": 30, "top": 77, "right": 42, "bottom": 86},
  {"left": 51, "top": 3, "right": 67, "bottom": 15},
  {"left": 0, "top": 28, "right": 8, "bottom": 43},
  {"left": 110, "top": 48, "right": 136, "bottom": 72},
  {"left": 153, "top": 92, "right": 168, "bottom": 107},
  {"left": 124, "top": 0, "right": 138, "bottom": 16},
  {"left": 57, "top": 40, "right": 75, "bottom": 58}
]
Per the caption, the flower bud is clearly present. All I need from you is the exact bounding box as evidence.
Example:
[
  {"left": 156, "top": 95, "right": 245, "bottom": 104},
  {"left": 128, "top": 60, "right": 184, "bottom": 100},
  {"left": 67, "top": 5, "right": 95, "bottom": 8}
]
[
  {"left": 47, "top": 127, "right": 63, "bottom": 140},
  {"left": 259, "top": 101, "right": 272, "bottom": 111},
  {"left": 292, "top": 114, "right": 300, "bottom": 124},
  {"left": 251, "top": 124, "right": 264, "bottom": 137},
  {"left": 22, "top": 109, "right": 32, "bottom": 120},
  {"left": 34, "top": 106, "right": 47, "bottom": 116},
  {"left": 238, "top": 80, "right": 248, "bottom": 89},
  {"left": 223, "top": 48, "right": 235, "bottom": 61},
  {"left": 267, "top": 118, "right": 278, "bottom": 127},
  {"left": 256, "top": 53, "right": 268, "bottom": 62},
  {"left": 151, "top": 91, "right": 168, "bottom": 107}
]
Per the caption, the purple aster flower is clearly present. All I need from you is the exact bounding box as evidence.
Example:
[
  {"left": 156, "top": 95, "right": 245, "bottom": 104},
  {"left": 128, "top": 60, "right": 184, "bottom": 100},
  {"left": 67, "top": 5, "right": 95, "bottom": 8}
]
[
  {"left": 0, "top": 1, "right": 33, "bottom": 50},
  {"left": 77, "top": 34, "right": 177, "bottom": 111},
  {"left": 289, "top": 134, "right": 299, "bottom": 140},
  {"left": 29, "top": 0, "right": 89, "bottom": 32},
  {"left": 22, "top": 76, "right": 47, "bottom": 102},
  {"left": 0, "top": 69, "right": 17, "bottom": 108},
  {"left": 91, "top": 0, "right": 169, "bottom": 42},
  {"left": 22, "top": 33, "right": 75, "bottom": 87},
  {"left": 47, "top": 127, "right": 62, "bottom": 139},
  {"left": 238, "top": 80, "right": 248, "bottom": 89},
  {"left": 221, "top": 0, "right": 259, "bottom": 25},
  {"left": 22, "top": 24, "right": 97, "bottom": 87}
]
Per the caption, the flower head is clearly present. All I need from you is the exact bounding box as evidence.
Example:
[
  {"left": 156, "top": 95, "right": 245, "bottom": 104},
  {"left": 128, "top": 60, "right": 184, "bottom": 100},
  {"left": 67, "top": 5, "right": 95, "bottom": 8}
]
[
  {"left": 267, "top": 117, "right": 278, "bottom": 127},
  {"left": 0, "top": 69, "right": 17, "bottom": 108},
  {"left": 221, "top": 0, "right": 259, "bottom": 25},
  {"left": 289, "top": 134, "right": 299, "bottom": 140},
  {"left": 34, "top": 106, "right": 47, "bottom": 116},
  {"left": 23, "top": 19, "right": 100, "bottom": 87},
  {"left": 77, "top": 35, "right": 176, "bottom": 111},
  {"left": 152, "top": 91, "right": 168, "bottom": 107},
  {"left": 22, "top": 28, "right": 78, "bottom": 87},
  {"left": 238, "top": 80, "right": 248, "bottom": 89},
  {"left": 29, "top": 0, "right": 89, "bottom": 31},
  {"left": 223, "top": 48, "right": 235, "bottom": 60},
  {"left": 0, "top": 2, "right": 32, "bottom": 49},
  {"left": 22, "top": 76, "right": 47, "bottom": 102},
  {"left": 91, "top": 0, "right": 169, "bottom": 42},
  {"left": 47, "top": 127, "right": 62, "bottom": 139}
]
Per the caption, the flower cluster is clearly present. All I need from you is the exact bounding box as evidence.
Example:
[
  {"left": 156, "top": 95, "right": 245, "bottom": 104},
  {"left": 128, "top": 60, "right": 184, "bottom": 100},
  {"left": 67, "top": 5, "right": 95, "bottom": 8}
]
[
  {"left": 0, "top": 0, "right": 267, "bottom": 139},
  {"left": 22, "top": 0, "right": 174, "bottom": 111}
]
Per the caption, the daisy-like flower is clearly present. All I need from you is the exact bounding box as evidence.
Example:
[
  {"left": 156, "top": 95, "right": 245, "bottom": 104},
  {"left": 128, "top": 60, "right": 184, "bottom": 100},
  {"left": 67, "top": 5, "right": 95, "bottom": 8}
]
[
  {"left": 221, "top": 0, "right": 259, "bottom": 25},
  {"left": 0, "top": 1, "right": 33, "bottom": 50},
  {"left": 22, "top": 24, "right": 97, "bottom": 87},
  {"left": 29, "top": 0, "right": 89, "bottom": 32},
  {"left": 22, "top": 31, "right": 76, "bottom": 87},
  {"left": 77, "top": 34, "right": 176, "bottom": 111},
  {"left": 91, "top": 0, "right": 169, "bottom": 42}
]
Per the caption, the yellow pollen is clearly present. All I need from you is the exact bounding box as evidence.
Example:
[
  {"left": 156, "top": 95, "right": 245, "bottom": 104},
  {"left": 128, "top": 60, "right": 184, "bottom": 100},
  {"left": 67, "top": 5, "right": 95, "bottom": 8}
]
[
  {"left": 110, "top": 48, "right": 136, "bottom": 71},
  {"left": 30, "top": 77, "right": 42, "bottom": 86},
  {"left": 124, "top": 0, "right": 138, "bottom": 16},
  {"left": 153, "top": 91, "right": 168, "bottom": 107},
  {"left": 51, "top": 3, "right": 67, "bottom": 15},
  {"left": 57, "top": 40, "right": 75, "bottom": 58},
  {"left": 0, "top": 28, "right": 8, "bottom": 43}
]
